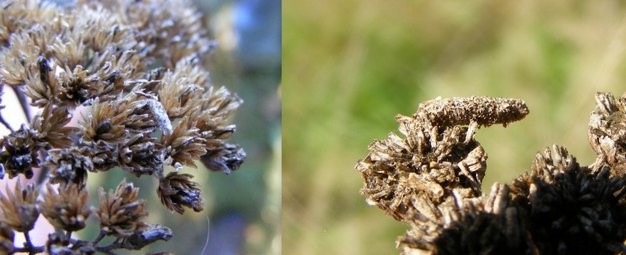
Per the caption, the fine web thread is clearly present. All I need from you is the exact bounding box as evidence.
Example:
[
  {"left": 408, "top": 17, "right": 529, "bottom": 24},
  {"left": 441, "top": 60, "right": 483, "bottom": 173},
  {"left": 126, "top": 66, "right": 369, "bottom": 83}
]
[{"left": 200, "top": 213, "right": 211, "bottom": 255}]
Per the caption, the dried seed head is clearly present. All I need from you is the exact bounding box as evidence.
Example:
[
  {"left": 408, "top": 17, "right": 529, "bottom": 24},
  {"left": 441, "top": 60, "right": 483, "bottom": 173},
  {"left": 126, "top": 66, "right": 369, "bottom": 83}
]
[
  {"left": 0, "top": 179, "right": 39, "bottom": 232},
  {"left": 0, "top": 125, "right": 39, "bottom": 179},
  {"left": 356, "top": 114, "right": 486, "bottom": 223},
  {"left": 31, "top": 105, "right": 80, "bottom": 148},
  {"left": 81, "top": 99, "right": 131, "bottom": 145},
  {"left": 119, "top": 134, "right": 164, "bottom": 177},
  {"left": 511, "top": 145, "right": 626, "bottom": 255},
  {"left": 41, "top": 183, "right": 92, "bottom": 231},
  {"left": 97, "top": 180, "right": 148, "bottom": 237},
  {"left": 588, "top": 92, "right": 626, "bottom": 172},
  {"left": 420, "top": 208, "right": 531, "bottom": 255},
  {"left": 89, "top": 140, "right": 120, "bottom": 172},
  {"left": 157, "top": 172, "right": 203, "bottom": 214},
  {"left": 162, "top": 117, "right": 207, "bottom": 168},
  {"left": 46, "top": 147, "right": 94, "bottom": 186}
]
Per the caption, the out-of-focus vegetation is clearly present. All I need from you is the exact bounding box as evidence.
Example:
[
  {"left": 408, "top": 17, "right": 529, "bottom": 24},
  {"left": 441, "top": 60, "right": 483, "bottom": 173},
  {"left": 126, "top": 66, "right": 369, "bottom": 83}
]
[{"left": 283, "top": 1, "right": 626, "bottom": 254}]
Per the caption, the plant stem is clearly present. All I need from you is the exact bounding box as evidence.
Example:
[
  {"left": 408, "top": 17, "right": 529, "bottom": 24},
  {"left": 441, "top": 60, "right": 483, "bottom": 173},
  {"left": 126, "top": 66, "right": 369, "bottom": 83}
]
[
  {"left": 21, "top": 231, "right": 44, "bottom": 254},
  {"left": 0, "top": 113, "right": 12, "bottom": 132},
  {"left": 92, "top": 229, "right": 109, "bottom": 246}
]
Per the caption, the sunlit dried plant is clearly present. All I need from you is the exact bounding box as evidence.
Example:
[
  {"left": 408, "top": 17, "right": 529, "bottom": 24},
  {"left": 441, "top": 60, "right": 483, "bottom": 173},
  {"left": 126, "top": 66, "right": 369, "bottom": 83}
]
[
  {"left": 357, "top": 94, "right": 626, "bottom": 254},
  {"left": 0, "top": 0, "right": 245, "bottom": 254}
]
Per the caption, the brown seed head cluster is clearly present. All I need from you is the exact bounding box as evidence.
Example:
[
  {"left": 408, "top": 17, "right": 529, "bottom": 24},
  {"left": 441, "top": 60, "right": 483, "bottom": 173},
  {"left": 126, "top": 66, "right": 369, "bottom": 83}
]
[
  {"left": 41, "top": 183, "right": 91, "bottom": 232},
  {"left": 0, "top": 0, "right": 245, "bottom": 253},
  {"left": 357, "top": 94, "right": 626, "bottom": 254},
  {"left": 97, "top": 180, "right": 148, "bottom": 237}
]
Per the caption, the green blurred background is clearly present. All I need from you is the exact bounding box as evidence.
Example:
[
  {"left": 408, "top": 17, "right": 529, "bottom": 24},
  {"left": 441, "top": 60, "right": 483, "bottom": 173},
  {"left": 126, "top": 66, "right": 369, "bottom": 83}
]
[{"left": 283, "top": 1, "right": 626, "bottom": 254}]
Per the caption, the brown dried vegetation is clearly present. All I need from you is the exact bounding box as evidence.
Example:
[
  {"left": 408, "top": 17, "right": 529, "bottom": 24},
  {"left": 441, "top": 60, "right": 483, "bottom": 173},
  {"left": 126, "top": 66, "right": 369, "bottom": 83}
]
[
  {"left": 0, "top": 0, "right": 245, "bottom": 254},
  {"left": 357, "top": 94, "right": 626, "bottom": 255}
]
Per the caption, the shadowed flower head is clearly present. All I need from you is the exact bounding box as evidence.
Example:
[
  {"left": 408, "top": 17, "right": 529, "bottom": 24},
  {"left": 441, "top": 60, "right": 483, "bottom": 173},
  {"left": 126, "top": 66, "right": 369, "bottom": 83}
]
[
  {"left": 0, "top": 125, "right": 40, "bottom": 179},
  {"left": 46, "top": 147, "right": 94, "bottom": 186},
  {"left": 158, "top": 172, "right": 203, "bottom": 214}
]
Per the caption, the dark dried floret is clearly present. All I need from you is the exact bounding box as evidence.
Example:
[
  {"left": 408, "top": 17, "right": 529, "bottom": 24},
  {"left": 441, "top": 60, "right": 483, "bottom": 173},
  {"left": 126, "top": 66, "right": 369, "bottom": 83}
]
[
  {"left": 0, "top": 124, "right": 39, "bottom": 179},
  {"left": 200, "top": 143, "right": 246, "bottom": 174},
  {"left": 119, "top": 134, "right": 164, "bottom": 177},
  {"left": 46, "top": 147, "right": 93, "bottom": 186},
  {"left": 157, "top": 172, "right": 203, "bottom": 214},
  {"left": 88, "top": 140, "right": 120, "bottom": 171}
]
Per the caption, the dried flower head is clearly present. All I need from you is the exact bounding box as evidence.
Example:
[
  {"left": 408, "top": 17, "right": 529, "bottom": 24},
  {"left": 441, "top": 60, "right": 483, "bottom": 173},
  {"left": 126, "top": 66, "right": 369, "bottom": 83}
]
[
  {"left": 356, "top": 97, "right": 516, "bottom": 223},
  {"left": 97, "top": 180, "right": 148, "bottom": 237},
  {"left": 0, "top": 125, "right": 40, "bottom": 179},
  {"left": 511, "top": 145, "right": 626, "bottom": 255},
  {"left": 162, "top": 117, "right": 207, "bottom": 168},
  {"left": 158, "top": 172, "right": 203, "bottom": 214},
  {"left": 0, "top": 0, "right": 245, "bottom": 253},
  {"left": 119, "top": 134, "right": 165, "bottom": 177},
  {"left": 0, "top": 179, "right": 39, "bottom": 232},
  {"left": 357, "top": 94, "right": 626, "bottom": 254},
  {"left": 46, "top": 147, "right": 93, "bottom": 186},
  {"left": 588, "top": 92, "right": 626, "bottom": 172},
  {"left": 41, "top": 183, "right": 92, "bottom": 231},
  {"left": 31, "top": 105, "right": 80, "bottom": 148}
]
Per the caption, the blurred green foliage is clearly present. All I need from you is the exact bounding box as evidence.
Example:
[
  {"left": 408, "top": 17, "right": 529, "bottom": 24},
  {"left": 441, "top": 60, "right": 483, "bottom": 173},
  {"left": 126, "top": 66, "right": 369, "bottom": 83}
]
[{"left": 284, "top": 1, "right": 626, "bottom": 254}]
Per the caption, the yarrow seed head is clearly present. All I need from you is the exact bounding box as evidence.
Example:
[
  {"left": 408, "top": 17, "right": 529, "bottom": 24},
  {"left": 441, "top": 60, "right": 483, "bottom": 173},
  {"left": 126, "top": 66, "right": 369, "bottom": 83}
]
[{"left": 0, "top": 0, "right": 246, "bottom": 253}]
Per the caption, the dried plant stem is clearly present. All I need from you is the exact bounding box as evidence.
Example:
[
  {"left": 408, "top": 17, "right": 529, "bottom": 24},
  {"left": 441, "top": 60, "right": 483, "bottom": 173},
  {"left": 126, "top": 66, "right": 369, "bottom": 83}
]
[
  {"left": 19, "top": 231, "right": 44, "bottom": 254},
  {"left": 91, "top": 229, "right": 107, "bottom": 245},
  {"left": 0, "top": 113, "right": 12, "bottom": 132}
]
